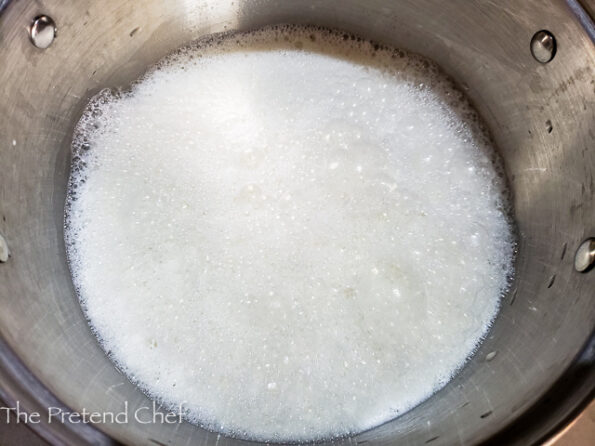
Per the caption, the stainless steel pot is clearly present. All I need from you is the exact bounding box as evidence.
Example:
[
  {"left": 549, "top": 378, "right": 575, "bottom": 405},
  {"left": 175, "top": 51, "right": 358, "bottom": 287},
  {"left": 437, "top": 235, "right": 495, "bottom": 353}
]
[{"left": 0, "top": 1, "right": 593, "bottom": 445}]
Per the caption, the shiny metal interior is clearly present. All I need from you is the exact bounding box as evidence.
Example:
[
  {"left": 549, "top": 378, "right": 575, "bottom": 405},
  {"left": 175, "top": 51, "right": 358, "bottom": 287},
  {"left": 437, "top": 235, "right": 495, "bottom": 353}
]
[{"left": 0, "top": 1, "right": 594, "bottom": 445}]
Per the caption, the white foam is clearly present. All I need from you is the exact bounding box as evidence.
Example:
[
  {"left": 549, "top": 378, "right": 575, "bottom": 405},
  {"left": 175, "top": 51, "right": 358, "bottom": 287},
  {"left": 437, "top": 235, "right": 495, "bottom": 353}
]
[{"left": 66, "top": 26, "right": 515, "bottom": 442}]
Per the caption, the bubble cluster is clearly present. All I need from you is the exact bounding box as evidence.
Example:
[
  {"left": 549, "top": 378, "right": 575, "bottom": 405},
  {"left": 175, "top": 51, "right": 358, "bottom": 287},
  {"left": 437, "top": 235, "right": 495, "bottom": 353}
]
[{"left": 65, "top": 25, "right": 515, "bottom": 442}]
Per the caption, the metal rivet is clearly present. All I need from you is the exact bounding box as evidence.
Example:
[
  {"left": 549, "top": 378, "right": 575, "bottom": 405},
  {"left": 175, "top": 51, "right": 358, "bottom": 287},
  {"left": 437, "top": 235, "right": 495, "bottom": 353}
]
[
  {"left": 530, "top": 30, "right": 556, "bottom": 64},
  {"left": 0, "top": 233, "right": 9, "bottom": 263},
  {"left": 574, "top": 238, "right": 595, "bottom": 273},
  {"left": 28, "top": 15, "right": 56, "bottom": 49}
]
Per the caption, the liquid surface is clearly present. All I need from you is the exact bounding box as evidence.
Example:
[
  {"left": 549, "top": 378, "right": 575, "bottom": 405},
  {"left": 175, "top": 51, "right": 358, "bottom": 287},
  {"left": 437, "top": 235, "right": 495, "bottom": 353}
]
[{"left": 66, "top": 26, "right": 515, "bottom": 442}]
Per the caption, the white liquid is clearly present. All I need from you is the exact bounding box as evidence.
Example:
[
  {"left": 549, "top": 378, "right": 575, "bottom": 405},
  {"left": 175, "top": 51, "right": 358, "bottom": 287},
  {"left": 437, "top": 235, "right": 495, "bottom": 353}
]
[{"left": 66, "top": 27, "right": 515, "bottom": 442}]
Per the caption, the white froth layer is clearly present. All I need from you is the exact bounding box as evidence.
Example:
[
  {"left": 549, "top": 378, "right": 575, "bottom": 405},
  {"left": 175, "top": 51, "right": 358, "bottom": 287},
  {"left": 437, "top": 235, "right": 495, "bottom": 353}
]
[{"left": 66, "top": 27, "right": 514, "bottom": 442}]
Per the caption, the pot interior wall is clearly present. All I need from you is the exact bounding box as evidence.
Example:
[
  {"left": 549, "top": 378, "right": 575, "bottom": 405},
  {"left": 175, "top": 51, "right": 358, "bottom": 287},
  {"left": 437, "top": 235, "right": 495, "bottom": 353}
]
[{"left": 0, "top": 1, "right": 593, "bottom": 445}]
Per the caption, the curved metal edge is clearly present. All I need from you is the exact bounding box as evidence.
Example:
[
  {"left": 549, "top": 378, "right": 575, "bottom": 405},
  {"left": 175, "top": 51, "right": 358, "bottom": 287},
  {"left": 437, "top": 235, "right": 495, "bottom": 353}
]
[
  {"left": 482, "top": 332, "right": 595, "bottom": 446},
  {"left": 0, "top": 0, "right": 592, "bottom": 445},
  {"left": 0, "top": 0, "right": 13, "bottom": 15},
  {"left": 0, "top": 335, "right": 118, "bottom": 446},
  {"left": 566, "top": 0, "right": 595, "bottom": 41}
]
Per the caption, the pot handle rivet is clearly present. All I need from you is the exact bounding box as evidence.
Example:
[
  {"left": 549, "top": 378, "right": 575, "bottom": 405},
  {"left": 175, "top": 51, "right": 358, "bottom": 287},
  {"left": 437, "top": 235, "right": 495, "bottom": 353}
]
[
  {"left": 28, "top": 15, "right": 56, "bottom": 49},
  {"left": 574, "top": 238, "right": 595, "bottom": 273},
  {"left": 0, "top": 233, "right": 9, "bottom": 263},
  {"left": 530, "top": 30, "right": 556, "bottom": 64}
]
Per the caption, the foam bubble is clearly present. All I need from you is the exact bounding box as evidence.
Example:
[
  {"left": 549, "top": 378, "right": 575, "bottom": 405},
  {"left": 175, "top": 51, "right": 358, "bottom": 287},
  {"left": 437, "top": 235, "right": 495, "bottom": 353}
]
[{"left": 65, "top": 25, "right": 515, "bottom": 442}]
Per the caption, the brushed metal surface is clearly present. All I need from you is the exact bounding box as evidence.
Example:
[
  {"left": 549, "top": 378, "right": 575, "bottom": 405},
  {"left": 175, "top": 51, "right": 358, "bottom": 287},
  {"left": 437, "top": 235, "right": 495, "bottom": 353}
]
[{"left": 0, "top": 1, "right": 593, "bottom": 445}]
